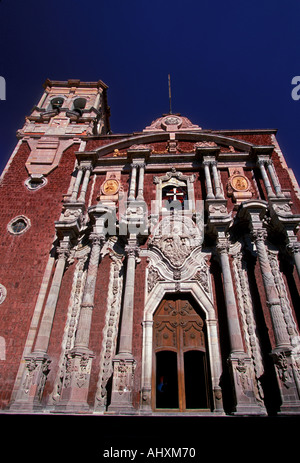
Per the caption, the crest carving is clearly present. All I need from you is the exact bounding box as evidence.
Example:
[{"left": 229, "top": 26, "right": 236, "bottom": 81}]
[{"left": 149, "top": 216, "right": 203, "bottom": 268}]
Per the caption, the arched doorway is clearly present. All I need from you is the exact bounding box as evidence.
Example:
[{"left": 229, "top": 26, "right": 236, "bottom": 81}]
[{"left": 152, "top": 296, "right": 212, "bottom": 411}]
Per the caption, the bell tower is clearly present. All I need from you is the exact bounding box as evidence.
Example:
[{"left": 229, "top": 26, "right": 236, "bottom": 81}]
[{"left": 17, "top": 79, "right": 110, "bottom": 178}]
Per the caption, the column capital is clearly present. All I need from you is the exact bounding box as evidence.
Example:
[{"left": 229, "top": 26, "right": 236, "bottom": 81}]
[
  {"left": 216, "top": 239, "right": 230, "bottom": 255},
  {"left": 251, "top": 227, "right": 268, "bottom": 243},
  {"left": 56, "top": 237, "right": 71, "bottom": 260},
  {"left": 89, "top": 232, "right": 104, "bottom": 247},
  {"left": 125, "top": 242, "right": 140, "bottom": 258}
]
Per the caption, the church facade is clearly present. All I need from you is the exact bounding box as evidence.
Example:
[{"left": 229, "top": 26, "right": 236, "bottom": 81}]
[{"left": 0, "top": 79, "right": 300, "bottom": 415}]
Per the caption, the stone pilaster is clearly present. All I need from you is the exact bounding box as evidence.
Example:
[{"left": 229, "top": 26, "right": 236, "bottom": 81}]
[
  {"left": 216, "top": 233, "right": 266, "bottom": 414},
  {"left": 257, "top": 158, "right": 275, "bottom": 198},
  {"left": 108, "top": 237, "right": 139, "bottom": 413},
  {"left": 55, "top": 232, "right": 102, "bottom": 412},
  {"left": 77, "top": 165, "right": 92, "bottom": 203},
  {"left": 70, "top": 166, "right": 84, "bottom": 202},
  {"left": 128, "top": 164, "right": 138, "bottom": 201},
  {"left": 203, "top": 160, "right": 215, "bottom": 199},
  {"left": 243, "top": 202, "right": 300, "bottom": 413},
  {"left": 136, "top": 162, "right": 146, "bottom": 201},
  {"left": 266, "top": 159, "right": 284, "bottom": 197},
  {"left": 10, "top": 236, "right": 71, "bottom": 411},
  {"left": 211, "top": 160, "right": 224, "bottom": 199}
]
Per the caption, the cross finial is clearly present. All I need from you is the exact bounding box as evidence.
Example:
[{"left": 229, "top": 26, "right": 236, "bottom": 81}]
[{"left": 168, "top": 74, "right": 172, "bottom": 114}]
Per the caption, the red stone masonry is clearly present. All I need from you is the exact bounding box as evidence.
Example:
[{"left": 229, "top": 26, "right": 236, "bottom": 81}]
[{"left": 0, "top": 141, "right": 78, "bottom": 408}]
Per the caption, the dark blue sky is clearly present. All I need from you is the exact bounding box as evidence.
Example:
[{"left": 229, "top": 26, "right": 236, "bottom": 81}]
[{"left": 1, "top": 0, "right": 300, "bottom": 181}]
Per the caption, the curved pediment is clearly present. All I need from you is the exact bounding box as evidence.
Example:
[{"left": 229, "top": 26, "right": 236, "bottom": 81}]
[{"left": 91, "top": 131, "right": 256, "bottom": 160}]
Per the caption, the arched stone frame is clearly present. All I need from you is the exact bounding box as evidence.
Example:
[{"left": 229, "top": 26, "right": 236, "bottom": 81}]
[
  {"left": 153, "top": 169, "right": 196, "bottom": 215},
  {"left": 140, "top": 280, "right": 223, "bottom": 413}
]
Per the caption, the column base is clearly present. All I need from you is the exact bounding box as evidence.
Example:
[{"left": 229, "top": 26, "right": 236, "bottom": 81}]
[
  {"left": 9, "top": 352, "right": 51, "bottom": 413},
  {"left": 54, "top": 348, "right": 94, "bottom": 414},
  {"left": 108, "top": 355, "right": 136, "bottom": 413},
  {"left": 228, "top": 353, "right": 268, "bottom": 416},
  {"left": 271, "top": 349, "right": 300, "bottom": 414}
]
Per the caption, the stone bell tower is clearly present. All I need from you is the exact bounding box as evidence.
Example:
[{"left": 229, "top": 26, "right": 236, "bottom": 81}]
[{"left": 0, "top": 79, "right": 110, "bottom": 411}]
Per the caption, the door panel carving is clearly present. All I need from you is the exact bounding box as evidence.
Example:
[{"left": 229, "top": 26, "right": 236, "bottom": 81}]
[{"left": 152, "top": 297, "right": 211, "bottom": 411}]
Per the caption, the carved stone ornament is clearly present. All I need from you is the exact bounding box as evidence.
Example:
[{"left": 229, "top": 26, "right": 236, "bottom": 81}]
[
  {"left": 149, "top": 215, "right": 203, "bottom": 268},
  {"left": 0, "top": 284, "right": 7, "bottom": 305},
  {"left": 101, "top": 178, "right": 120, "bottom": 196},
  {"left": 227, "top": 168, "right": 254, "bottom": 204}
]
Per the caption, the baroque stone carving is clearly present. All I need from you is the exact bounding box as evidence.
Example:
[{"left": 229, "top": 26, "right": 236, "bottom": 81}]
[
  {"left": 149, "top": 215, "right": 203, "bottom": 268},
  {"left": 267, "top": 248, "right": 300, "bottom": 348},
  {"left": 51, "top": 254, "right": 88, "bottom": 402},
  {"left": 192, "top": 259, "right": 210, "bottom": 294},
  {"left": 147, "top": 266, "right": 163, "bottom": 293},
  {"left": 232, "top": 249, "right": 265, "bottom": 404},
  {"left": 94, "top": 253, "right": 123, "bottom": 410},
  {"left": 0, "top": 284, "right": 7, "bottom": 305}
]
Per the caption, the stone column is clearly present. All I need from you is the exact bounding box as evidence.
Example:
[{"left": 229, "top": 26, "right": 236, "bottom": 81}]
[
  {"left": 257, "top": 158, "right": 275, "bottom": 198},
  {"left": 78, "top": 165, "right": 92, "bottom": 203},
  {"left": 34, "top": 239, "right": 70, "bottom": 354},
  {"left": 55, "top": 232, "right": 103, "bottom": 412},
  {"left": 10, "top": 235, "right": 71, "bottom": 411},
  {"left": 252, "top": 228, "right": 290, "bottom": 350},
  {"left": 109, "top": 236, "right": 139, "bottom": 412},
  {"left": 266, "top": 160, "right": 284, "bottom": 197},
  {"left": 136, "top": 163, "right": 145, "bottom": 201},
  {"left": 203, "top": 160, "right": 215, "bottom": 199},
  {"left": 287, "top": 241, "right": 300, "bottom": 280},
  {"left": 206, "top": 319, "right": 225, "bottom": 413},
  {"left": 216, "top": 233, "right": 266, "bottom": 414},
  {"left": 216, "top": 237, "right": 245, "bottom": 355},
  {"left": 140, "top": 320, "right": 153, "bottom": 411},
  {"left": 70, "top": 166, "right": 84, "bottom": 202},
  {"left": 211, "top": 161, "right": 224, "bottom": 199},
  {"left": 249, "top": 216, "right": 300, "bottom": 413},
  {"left": 128, "top": 164, "right": 138, "bottom": 201}
]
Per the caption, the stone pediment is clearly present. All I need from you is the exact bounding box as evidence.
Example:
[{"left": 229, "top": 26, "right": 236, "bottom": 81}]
[{"left": 143, "top": 114, "right": 201, "bottom": 132}]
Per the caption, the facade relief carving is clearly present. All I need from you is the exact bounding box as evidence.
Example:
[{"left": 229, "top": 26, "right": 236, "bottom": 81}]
[
  {"left": 148, "top": 215, "right": 203, "bottom": 269},
  {"left": 95, "top": 253, "right": 124, "bottom": 411}
]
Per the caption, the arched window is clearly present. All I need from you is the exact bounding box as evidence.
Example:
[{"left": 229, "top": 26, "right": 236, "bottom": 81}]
[{"left": 162, "top": 182, "right": 188, "bottom": 212}]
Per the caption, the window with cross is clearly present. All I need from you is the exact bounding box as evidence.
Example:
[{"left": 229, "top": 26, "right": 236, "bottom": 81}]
[{"left": 162, "top": 182, "right": 188, "bottom": 211}]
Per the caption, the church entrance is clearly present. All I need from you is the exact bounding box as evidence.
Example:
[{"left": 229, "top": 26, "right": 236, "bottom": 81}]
[{"left": 152, "top": 296, "right": 211, "bottom": 412}]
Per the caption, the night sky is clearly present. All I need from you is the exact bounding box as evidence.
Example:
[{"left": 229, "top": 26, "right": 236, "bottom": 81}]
[{"left": 1, "top": 0, "right": 300, "bottom": 181}]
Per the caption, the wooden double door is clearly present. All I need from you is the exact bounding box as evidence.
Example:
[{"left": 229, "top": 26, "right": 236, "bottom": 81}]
[{"left": 152, "top": 297, "right": 211, "bottom": 411}]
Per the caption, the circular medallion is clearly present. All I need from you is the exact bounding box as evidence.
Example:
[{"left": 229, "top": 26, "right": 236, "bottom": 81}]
[
  {"left": 102, "top": 178, "right": 120, "bottom": 195},
  {"left": 164, "top": 116, "right": 181, "bottom": 125},
  {"left": 231, "top": 175, "right": 249, "bottom": 192},
  {"left": 161, "top": 116, "right": 182, "bottom": 130}
]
